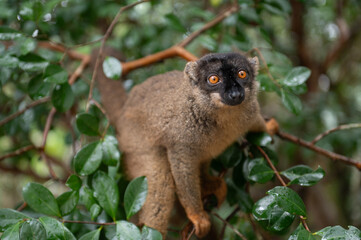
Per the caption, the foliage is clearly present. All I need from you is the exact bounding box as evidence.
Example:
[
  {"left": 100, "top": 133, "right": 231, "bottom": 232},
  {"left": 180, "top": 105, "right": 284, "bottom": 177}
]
[{"left": 0, "top": 0, "right": 361, "bottom": 239}]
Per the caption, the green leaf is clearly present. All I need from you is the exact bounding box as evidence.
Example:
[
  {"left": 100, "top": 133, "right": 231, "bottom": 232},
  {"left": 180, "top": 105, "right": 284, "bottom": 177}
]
[
  {"left": 282, "top": 67, "right": 311, "bottom": 87},
  {"left": 215, "top": 143, "right": 242, "bottom": 168},
  {"left": 267, "top": 186, "right": 307, "bottom": 217},
  {"left": 90, "top": 204, "right": 102, "bottom": 220},
  {"left": 22, "top": 182, "right": 61, "bottom": 217},
  {"left": 289, "top": 224, "right": 316, "bottom": 240},
  {"left": 19, "top": 219, "right": 47, "bottom": 240},
  {"left": 0, "top": 209, "right": 29, "bottom": 231},
  {"left": 141, "top": 225, "right": 163, "bottom": 240},
  {"left": 257, "top": 74, "right": 278, "bottom": 92},
  {"left": 252, "top": 195, "right": 295, "bottom": 233},
  {"left": 102, "top": 135, "right": 121, "bottom": 166},
  {"left": 0, "top": 55, "right": 19, "bottom": 68},
  {"left": 124, "top": 176, "right": 148, "bottom": 220},
  {"left": 165, "top": 13, "right": 186, "bottom": 32},
  {"left": 44, "top": 64, "right": 68, "bottom": 84},
  {"left": 227, "top": 182, "right": 253, "bottom": 213},
  {"left": 102, "top": 56, "right": 122, "bottom": 80},
  {"left": 92, "top": 171, "right": 119, "bottom": 220},
  {"left": 66, "top": 175, "right": 82, "bottom": 191},
  {"left": 115, "top": 221, "right": 141, "bottom": 240},
  {"left": 28, "top": 75, "right": 52, "bottom": 100},
  {"left": 262, "top": 0, "right": 291, "bottom": 15},
  {"left": 1, "top": 222, "right": 21, "bottom": 240},
  {"left": 79, "top": 186, "right": 97, "bottom": 210},
  {"left": 246, "top": 132, "right": 272, "bottom": 146},
  {"left": 76, "top": 113, "right": 100, "bottom": 136},
  {"left": 52, "top": 83, "right": 74, "bottom": 112},
  {"left": 247, "top": 158, "right": 274, "bottom": 183},
  {"left": 0, "top": 27, "right": 23, "bottom": 40},
  {"left": 281, "top": 165, "right": 325, "bottom": 186},
  {"left": 56, "top": 191, "right": 79, "bottom": 216},
  {"left": 18, "top": 53, "right": 49, "bottom": 71},
  {"left": 79, "top": 228, "right": 101, "bottom": 240},
  {"left": 38, "top": 217, "right": 76, "bottom": 240},
  {"left": 17, "top": 37, "right": 36, "bottom": 56},
  {"left": 315, "top": 225, "right": 361, "bottom": 240},
  {"left": 281, "top": 89, "right": 302, "bottom": 115},
  {"left": 74, "top": 141, "right": 103, "bottom": 176}
]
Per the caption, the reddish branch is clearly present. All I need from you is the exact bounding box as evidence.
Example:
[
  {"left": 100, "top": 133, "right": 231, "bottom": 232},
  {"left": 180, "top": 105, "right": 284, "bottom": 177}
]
[
  {"left": 62, "top": 219, "right": 116, "bottom": 226},
  {"left": 311, "top": 123, "right": 361, "bottom": 145},
  {"left": 212, "top": 213, "right": 247, "bottom": 240},
  {"left": 277, "top": 131, "right": 361, "bottom": 171},
  {"left": 0, "top": 145, "right": 36, "bottom": 161},
  {"left": 0, "top": 97, "right": 50, "bottom": 127},
  {"left": 257, "top": 146, "right": 311, "bottom": 232}
]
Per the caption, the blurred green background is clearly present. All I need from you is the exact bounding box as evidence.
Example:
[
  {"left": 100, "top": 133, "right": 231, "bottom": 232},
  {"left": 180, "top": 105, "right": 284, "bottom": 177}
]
[{"left": 0, "top": 0, "right": 361, "bottom": 238}]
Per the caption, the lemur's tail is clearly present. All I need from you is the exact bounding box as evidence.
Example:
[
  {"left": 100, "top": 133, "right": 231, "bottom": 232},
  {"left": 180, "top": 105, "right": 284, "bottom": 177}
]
[{"left": 91, "top": 48, "right": 127, "bottom": 126}]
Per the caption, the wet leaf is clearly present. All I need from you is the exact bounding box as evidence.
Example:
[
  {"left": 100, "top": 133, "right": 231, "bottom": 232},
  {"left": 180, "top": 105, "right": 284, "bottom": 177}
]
[
  {"left": 0, "top": 209, "right": 29, "bottom": 231},
  {"left": 28, "top": 74, "right": 52, "bottom": 100},
  {"left": 103, "top": 56, "right": 122, "bottom": 80},
  {"left": 247, "top": 158, "right": 274, "bottom": 183},
  {"left": 76, "top": 113, "right": 100, "bottom": 136},
  {"left": 52, "top": 83, "right": 74, "bottom": 112},
  {"left": 2, "top": 222, "right": 21, "bottom": 240},
  {"left": 124, "top": 176, "right": 148, "bottom": 220},
  {"left": 0, "top": 26, "right": 23, "bottom": 40},
  {"left": 66, "top": 175, "right": 82, "bottom": 191},
  {"left": 18, "top": 53, "right": 49, "bottom": 71},
  {"left": 289, "top": 224, "right": 316, "bottom": 240},
  {"left": 74, "top": 141, "right": 103, "bottom": 176},
  {"left": 115, "top": 221, "right": 141, "bottom": 240},
  {"left": 281, "top": 89, "right": 302, "bottom": 115},
  {"left": 22, "top": 183, "right": 61, "bottom": 217},
  {"left": 102, "top": 135, "right": 121, "bottom": 166},
  {"left": 44, "top": 64, "right": 68, "bottom": 84},
  {"left": 282, "top": 67, "right": 311, "bottom": 87},
  {"left": 57, "top": 191, "right": 79, "bottom": 216},
  {"left": 92, "top": 171, "right": 119, "bottom": 220},
  {"left": 19, "top": 219, "right": 47, "bottom": 240},
  {"left": 39, "top": 217, "right": 76, "bottom": 240},
  {"left": 141, "top": 225, "right": 163, "bottom": 240},
  {"left": 79, "top": 228, "right": 101, "bottom": 240},
  {"left": 281, "top": 165, "right": 325, "bottom": 186},
  {"left": 267, "top": 186, "right": 307, "bottom": 217}
]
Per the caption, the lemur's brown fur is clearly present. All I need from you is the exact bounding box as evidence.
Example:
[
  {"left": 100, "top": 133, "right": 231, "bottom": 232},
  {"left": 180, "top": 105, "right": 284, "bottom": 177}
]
[{"left": 95, "top": 51, "right": 278, "bottom": 238}]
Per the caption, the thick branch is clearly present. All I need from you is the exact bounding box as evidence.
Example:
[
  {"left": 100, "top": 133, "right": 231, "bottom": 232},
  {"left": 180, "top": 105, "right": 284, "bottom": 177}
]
[
  {"left": 0, "top": 97, "right": 50, "bottom": 127},
  {"left": 121, "top": 4, "right": 239, "bottom": 75},
  {"left": 277, "top": 131, "right": 361, "bottom": 170}
]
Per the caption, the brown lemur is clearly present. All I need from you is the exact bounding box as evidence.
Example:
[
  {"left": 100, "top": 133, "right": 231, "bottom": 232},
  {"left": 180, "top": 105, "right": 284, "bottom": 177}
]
[{"left": 95, "top": 52, "right": 278, "bottom": 238}]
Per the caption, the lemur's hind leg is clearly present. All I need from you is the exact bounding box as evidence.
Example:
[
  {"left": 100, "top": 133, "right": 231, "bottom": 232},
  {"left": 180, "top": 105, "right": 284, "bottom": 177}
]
[{"left": 133, "top": 149, "right": 176, "bottom": 237}]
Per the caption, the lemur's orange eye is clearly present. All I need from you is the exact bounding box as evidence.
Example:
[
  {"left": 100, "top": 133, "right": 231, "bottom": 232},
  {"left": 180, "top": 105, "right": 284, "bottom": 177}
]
[
  {"left": 238, "top": 70, "right": 247, "bottom": 79},
  {"left": 208, "top": 75, "right": 219, "bottom": 84}
]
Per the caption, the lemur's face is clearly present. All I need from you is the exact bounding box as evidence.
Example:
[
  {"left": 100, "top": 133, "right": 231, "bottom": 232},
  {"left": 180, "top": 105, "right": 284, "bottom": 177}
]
[{"left": 187, "top": 53, "right": 258, "bottom": 106}]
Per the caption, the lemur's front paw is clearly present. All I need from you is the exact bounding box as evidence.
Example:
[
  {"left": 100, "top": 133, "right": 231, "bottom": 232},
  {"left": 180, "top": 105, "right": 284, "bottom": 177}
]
[
  {"left": 266, "top": 118, "right": 279, "bottom": 136},
  {"left": 188, "top": 211, "right": 211, "bottom": 238}
]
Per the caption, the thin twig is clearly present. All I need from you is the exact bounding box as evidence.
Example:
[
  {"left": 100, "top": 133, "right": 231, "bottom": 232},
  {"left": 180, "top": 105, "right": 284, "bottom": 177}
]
[
  {"left": 256, "top": 146, "right": 287, "bottom": 186},
  {"left": 0, "top": 97, "right": 50, "bottom": 127},
  {"left": 87, "top": 0, "right": 150, "bottom": 112},
  {"left": 0, "top": 164, "right": 51, "bottom": 182},
  {"left": 40, "top": 107, "right": 58, "bottom": 180},
  {"left": 16, "top": 202, "right": 27, "bottom": 212},
  {"left": 256, "top": 146, "right": 311, "bottom": 232},
  {"left": 219, "top": 206, "right": 240, "bottom": 239},
  {"left": 277, "top": 131, "right": 361, "bottom": 171},
  {"left": 68, "top": 55, "right": 91, "bottom": 85},
  {"left": 186, "top": 228, "right": 195, "bottom": 240},
  {"left": 249, "top": 48, "right": 282, "bottom": 88},
  {"left": 0, "top": 145, "right": 36, "bottom": 161},
  {"left": 311, "top": 123, "right": 361, "bottom": 144},
  {"left": 177, "top": 5, "right": 239, "bottom": 48},
  {"left": 212, "top": 213, "right": 247, "bottom": 240}
]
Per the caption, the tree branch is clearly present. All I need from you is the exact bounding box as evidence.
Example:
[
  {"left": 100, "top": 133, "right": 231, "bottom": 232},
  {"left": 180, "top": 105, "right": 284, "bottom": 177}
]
[
  {"left": 212, "top": 213, "right": 247, "bottom": 240},
  {"left": 62, "top": 219, "right": 116, "bottom": 226},
  {"left": 0, "top": 145, "right": 36, "bottom": 161},
  {"left": 277, "top": 131, "right": 361, "bottom": 171},
  {"left": 0, "top": 163, "right": 51, "bottom": 182},
  {"left": 311, "top": 123, "right": 361, "bottom": 144},
  {"left": 0, "top": 97, "right": 50, "bottom": 127},
  {"left": 87, "top": 0, "right": 150, "bottom": 111}
]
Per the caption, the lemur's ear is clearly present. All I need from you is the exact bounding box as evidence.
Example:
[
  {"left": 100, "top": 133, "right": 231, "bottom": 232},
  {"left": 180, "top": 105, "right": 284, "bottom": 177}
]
[
  {"left": 184, "top": 61, "right": 198, "bottom": 82},
  {"left": 248, "top": 56, "right": 259, "bottom": 76}
]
